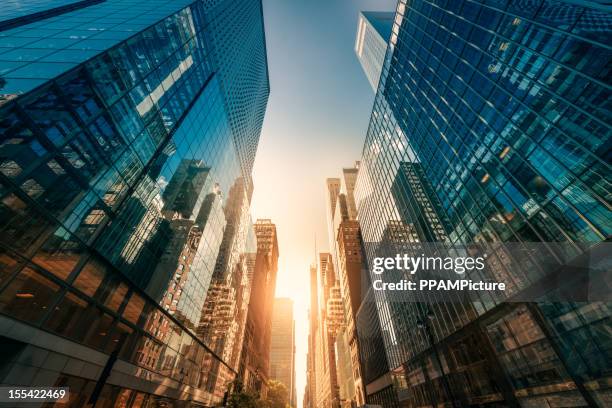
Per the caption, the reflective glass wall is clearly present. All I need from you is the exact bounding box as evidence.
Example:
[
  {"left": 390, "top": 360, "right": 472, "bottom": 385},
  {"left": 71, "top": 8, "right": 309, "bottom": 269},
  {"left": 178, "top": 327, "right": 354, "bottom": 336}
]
[
  {"left": 355, "top": 0, "right": 611, "bottom": 406},
  {"left": 0, "top": 0, "right": 269, "bottom": 406}
]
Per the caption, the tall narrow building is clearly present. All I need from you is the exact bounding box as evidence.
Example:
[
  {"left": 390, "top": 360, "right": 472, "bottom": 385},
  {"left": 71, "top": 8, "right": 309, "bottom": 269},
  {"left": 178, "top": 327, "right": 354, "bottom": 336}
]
[
  {"left": 325, "top": 177, "right": 342, "bottom": 267},
  {"left": 307, "top": 252, "right": 345, "bottom": 408},
  {"left": 355, "top": 0, "right": 611, "bottom": 406},
  {"left": 0, "top": 0, "right": 269, "bottom": 406},
  {"left": 238, "top": 219, "right": 279, "bottom": 395},
  {"left": 305, "top": 264, "right": 319, "bottom": 408},
  {"left": 325, "top": 162, "right": 388, "bottom": 407},
  {"left": 354, "top": 11, "right": 395, "bottom": 91},
  {"left": 270, "top": 297, "right": 297, "bottom": 407}
]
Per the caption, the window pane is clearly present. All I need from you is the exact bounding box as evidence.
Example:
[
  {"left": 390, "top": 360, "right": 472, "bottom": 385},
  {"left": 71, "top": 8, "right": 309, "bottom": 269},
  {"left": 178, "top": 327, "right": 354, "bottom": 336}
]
[
  {"left": 0, "top": 267, "right": 59, "bottom": 322},
  {"left": 123, "top": 293, "right": 145, "bottom": 324},
  {"left": 83, "top": 310, "right": 114, "bottom": 350},
  {"left": 0, "top": 248, "right": 22, "bottom": 286},
  {"left": 43, "top": 291, "right": 88, "bottom": 337},
  {"left": 73, "top": 258, "right": 106, "bottom": 297},
  {"left": 32, "top": 227, "right": 83, "bottom": 280},
  {"left": 104, "top": 282, "right": 128, "bottom": 312}
]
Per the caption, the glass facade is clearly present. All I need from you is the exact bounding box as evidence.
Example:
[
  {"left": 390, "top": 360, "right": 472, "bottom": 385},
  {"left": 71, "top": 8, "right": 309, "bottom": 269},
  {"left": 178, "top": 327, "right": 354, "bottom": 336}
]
[
  {"left": 0, "top": 0, "right": 269, "bottom": 406},
  {"left": 0, "top": 0, "right": 104, "bottom": 32},
  {"left": 201, "top": 0, "right": 270, "bottom": 193},
  {"left": 355, "top": 0, "right": 610, "bottom": 406}
]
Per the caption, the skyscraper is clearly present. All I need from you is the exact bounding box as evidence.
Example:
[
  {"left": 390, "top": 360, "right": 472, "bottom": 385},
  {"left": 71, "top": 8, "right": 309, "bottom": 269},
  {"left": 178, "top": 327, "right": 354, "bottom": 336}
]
[
  {"left": 238, "top": 219, "right": 279, "bottom": 395},
  {"left": 354, "top": 11, "right": 395, "bottom": 91},
  {"left": 305, "top": 253, "right": 344, "bottom": 408},
  {"left": 325, "top": 177, "right": 342, "bottom": 266},
  {"left": 305, "top": 264, "right": 318, "bottom": 408},
  {"left": 355, "top": 0, "right": 611, "bottom": 407},
  {"left": 202, "top": 0, "right": 270, "bottom": 195},
  {"left": 270, "top": 297, "right": 297, "bottom": 407},
  {"left": 325, "top": 163, "right": 369, "bottom": 407},
  {"left": 0, "top": 0, "right": 269, "bottom": 406},
  {"left": 341, "top": 165, "right": 359, "bottom": 221}
]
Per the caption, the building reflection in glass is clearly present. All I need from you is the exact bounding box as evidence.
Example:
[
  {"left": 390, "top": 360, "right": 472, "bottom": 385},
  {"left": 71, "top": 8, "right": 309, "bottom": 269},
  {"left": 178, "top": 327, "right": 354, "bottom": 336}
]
[
  {"left": 354, "top": 0, "right": 611, "bottom": 406},
  {"left": 0, "top": 0, "right": 269, "bottom": 406}
]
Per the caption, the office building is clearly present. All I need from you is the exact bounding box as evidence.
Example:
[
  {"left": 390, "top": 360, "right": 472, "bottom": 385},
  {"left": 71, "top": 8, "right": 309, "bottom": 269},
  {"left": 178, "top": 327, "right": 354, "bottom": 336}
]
[
  {"left": 306, "top": 253, "right": 344, "bottom": 408},
  {"left": 355, "top": 288, "right": 399, "bottom": 407},
  {"left": 326, "top": 164, "right": 360, "bottom": 270},
  {"left": 341, "top": 165, "right": 359, "bottom": 220},
  {"left": 303, "top": 380, "right": 312, "bottom": 408},
  {"left": 355, "top": 0, "right": 611, "bottom": 406},
  {"left": 325, "top": 177, "right": 342, "bottom": 267},
  {"left": 325, "top": 163, "right": 370, "bottom": 407},
  {"left": 270, "top": 297, "right": 297, "bottom": 407},
  {"left": 305, "top": 265, "right": 318, "bottom": 408},
  {"left": 238, "top": 219, "right": 279, "bottom": 395},
  {"left": 0, "top": 0, "right": 269, "bottom": 406},
  {"left": 355, "top": 11, "right": 395, "bottom": 91}
]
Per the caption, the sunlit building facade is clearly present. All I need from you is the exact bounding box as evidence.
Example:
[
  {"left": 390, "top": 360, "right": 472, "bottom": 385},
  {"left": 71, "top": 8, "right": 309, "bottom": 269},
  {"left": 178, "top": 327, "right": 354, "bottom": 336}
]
[
  {"left": 0, "top": 0, "right": 269, "bottom": 406},
  {"left": 305, "top": 264, "right": 318, "bottom": 408},
  {"left": 306, "top": 253, "right": 344, "bottom": 408},
  {"left": 270, "top": 297, "right": 297, "bottom": 407},
  {"left": 325, "top": 177, "right": 342, "bottom": 268},
  {"left": 238, "top": 219, "right": 279, "bottom": 396},
  {"left": 355, "top": 0, "right": 611, "bottom": 407},
  {"left": 325, "top": 163, "right": 372, "bottom": 407}
]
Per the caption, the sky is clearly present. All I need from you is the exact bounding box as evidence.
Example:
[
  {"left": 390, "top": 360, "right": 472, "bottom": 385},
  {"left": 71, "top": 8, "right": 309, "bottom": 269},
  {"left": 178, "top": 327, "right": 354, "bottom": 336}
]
[{"left": 251, "top": 0, "right": 396, "bottom": 406}]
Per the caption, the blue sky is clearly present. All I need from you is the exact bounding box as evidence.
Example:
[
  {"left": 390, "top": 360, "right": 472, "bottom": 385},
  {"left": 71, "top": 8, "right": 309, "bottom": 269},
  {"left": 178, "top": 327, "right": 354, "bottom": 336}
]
[{"left": 251, "top": 0, "right": 396, "bottom": 406}]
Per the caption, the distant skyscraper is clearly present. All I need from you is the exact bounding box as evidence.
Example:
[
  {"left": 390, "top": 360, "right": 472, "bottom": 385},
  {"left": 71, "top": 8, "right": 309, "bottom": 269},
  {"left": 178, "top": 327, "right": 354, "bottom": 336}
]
[
  {"left": 305, "top": 264, "right": 318, "bottom": 408},
  {"left": 325, "top": 177, "right": 342, "bottom": 265},
  {"left": 354, "top": 11, "right": 394, "bottom": 91},
  {"left": 0, "top": 0, "right": 269, "bottom": 406},
  {"left": 341, "top": 165, "right": 359, "bottom": 220},
  {"left": 326, "top": 164, "right": 360, "bottom": 272},
  {"left": 355, "top": 0, "right": 611, "bottom": 407},
  {"left": 306, "top": 253, "right": 344, "bottom": 408},
  {"left": 238, "top": 219, "right": 279, "bottom": 395},
  {"left": 324, "top": 163, "right": 368, "bottom": 407},
  {"left": 270, "top": 297, "right": 297, "bottom": 407}
]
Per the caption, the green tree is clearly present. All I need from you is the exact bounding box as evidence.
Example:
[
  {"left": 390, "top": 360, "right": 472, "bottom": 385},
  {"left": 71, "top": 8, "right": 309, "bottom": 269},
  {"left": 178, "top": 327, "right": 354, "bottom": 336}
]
[
  {"left": 261, "top": 380, "right": 290, "bottom": 408},
  {"left": 225, "top": 380, "right": 260, "bottom": 408},
  {"left": 226, "top": 391, "right": 260, "bottom": 408},
  {"left": 225, "top": 379, "right": 291, "bottom": 408}
]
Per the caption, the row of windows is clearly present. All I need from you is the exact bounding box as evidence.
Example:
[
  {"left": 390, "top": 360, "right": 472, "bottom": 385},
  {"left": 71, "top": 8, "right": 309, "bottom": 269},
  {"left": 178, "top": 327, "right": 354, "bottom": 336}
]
[
  {"left": 205, "top": 0, "right": 270, "bottom": 187},
  {"left": 388, "top": 304, "right": 609, "bottom": 406},
  {"left": 0, "top": 0, "right": 197, "bottom": 94},
  {"left": 0, "top": 0, "right": 245, "bottom": 317},
  {"left": 38, "top": 371, "right": 231, "bottom": 408},
  {"left": 0, "top": 242, "right": 234, "bottom": 402},
  {"left": 0, "top": 0, "right": 264, "bottom": 403},
  {"left": 354, "top": 0, "right": 610, "bottom": 405}
]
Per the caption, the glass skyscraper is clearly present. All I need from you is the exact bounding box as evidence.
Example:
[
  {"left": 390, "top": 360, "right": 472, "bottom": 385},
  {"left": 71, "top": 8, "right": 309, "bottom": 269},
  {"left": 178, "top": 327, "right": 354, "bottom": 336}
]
[
  {"left": 0, "top": 0, "right": 269, "bottom": 406},
  {"left": 355, "top": 11, "right": 395, "bottom": 92},
  {"left": 355, "top": 0, "right": 610, "bottom": 406}
]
